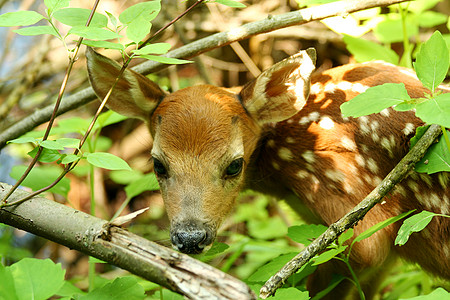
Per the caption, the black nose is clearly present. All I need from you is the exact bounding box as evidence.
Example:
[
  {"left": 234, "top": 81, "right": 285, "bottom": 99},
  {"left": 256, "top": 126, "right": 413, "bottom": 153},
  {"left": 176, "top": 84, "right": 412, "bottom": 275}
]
[{"left": 171, "top": 223, "right": 212, "bottom": 254}]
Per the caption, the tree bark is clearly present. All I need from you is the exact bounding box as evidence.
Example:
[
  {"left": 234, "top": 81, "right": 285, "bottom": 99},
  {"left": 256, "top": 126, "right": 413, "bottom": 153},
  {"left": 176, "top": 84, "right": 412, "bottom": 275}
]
[{"left": 0, "top": 183, "right": 255, "bottom": 300}]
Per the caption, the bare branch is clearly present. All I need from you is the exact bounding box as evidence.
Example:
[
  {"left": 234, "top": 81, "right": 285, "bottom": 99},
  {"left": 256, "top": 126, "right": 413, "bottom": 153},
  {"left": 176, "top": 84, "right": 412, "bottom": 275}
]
[
  {"left": 0, "top": 0, "right": 410, "bottom": 149},
  {"left": 0, "top": 182, "right": 255, "bottom": 300},
  {"left": 259, "top": 124, "right": 442, "bottom": 299}
]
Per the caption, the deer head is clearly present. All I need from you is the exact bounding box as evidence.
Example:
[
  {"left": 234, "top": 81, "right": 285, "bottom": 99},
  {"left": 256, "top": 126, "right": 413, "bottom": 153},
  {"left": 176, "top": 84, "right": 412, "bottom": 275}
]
[{"left": 86, "top": 47, "right": 316, "bottom": 254}]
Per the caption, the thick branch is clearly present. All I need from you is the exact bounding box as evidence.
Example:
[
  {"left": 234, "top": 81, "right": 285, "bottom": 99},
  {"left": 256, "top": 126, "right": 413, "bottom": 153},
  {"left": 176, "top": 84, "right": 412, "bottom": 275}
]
[
  {"left": 259, "top": 124, "right": 442, "bottom": 299},
  {"left": 0, "top": 183, "right": 255, "bottom": 300},
  {"left": 0, "top": 0, "right": 409, "bottom": 149}
]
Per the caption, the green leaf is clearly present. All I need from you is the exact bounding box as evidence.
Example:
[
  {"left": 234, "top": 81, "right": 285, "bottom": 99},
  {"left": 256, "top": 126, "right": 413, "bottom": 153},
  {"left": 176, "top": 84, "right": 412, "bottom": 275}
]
[
  {"left": 61, "top": 154, "right": 80, "bottom": 165},
  {"left": 119, "top": 1, "right": 161, "bottom": 24},
  {"left": 0, "top": 11, "right": 44, "bottom": 27},
  {"left": 395, "top": 211, "right": 437, "bottom": 246},
  {"left": 56, "top": 138, "right": 81, "bottom": 149},
  {"left": 0, "top": 264, "right": 18, "bottom": 300},
  {"left": 132, "top": 43, "right": 171, "bottom": 55},
  {"left": 343, "top": 35, "right": 398, "bottom": 64},
  {"left": 341, "top": 83, "right": 410, "bottom": 117},
  {"left": 55, "top": 281, "right": 85, "bottom": 297},
  {"left": 415, "top": 93, "right": 450, "bottom": 127},
  {"left": 126, "top": 16, "right": 151, "bottom": 44},
  {"left": 313, "top": 247, "right": 347, "bottom": 266},
  {"left": 415, "top": 130, "right": 450, "bottom": 173},
  {"left": 417, "top": 11, "right": 448, "bottom": 28},
  {"left": 248, "top": 253, "right": 298, "bottom": 282},
  {"left": 138, "top": 54, "right": 192, "bottom": 65},
  {"left": 9, "top": 258, "right": 65, "bottom": 300},
  {"left": 7, "top": 136, "right": 37, "bottom": 144},
  {"left": 53, "top": 8, "right": 108, "bottom": 27},
  {"left": 338, "top": 228, "right": 354, "bottom": 245},
  {"left": 414, "top": 31, "right": 449, "bottom": 92},
  {"left": 109, "top": 169, "right": 143, "bottom": 185},
  {"left": 69, "top": 27, "right": 120, "bottom": 40},
  {"left": 14, "top": 25, "right": 59, "bottom": 37},
  {"left": 40, "top": 140, "right": 65, "bottom": 150},
  {"left": 10, "top": 165, "right": 70, "bottom": 197},
  {"left": 272, "top": 288, "right": 309, "bottom": 300},
  {"left": 86, "top": 152, "right": 131, "bottom": 171},
  {"left": 402, "top": 288, "right": 450, "bottom": 300},
  {"left": 82, "top": 40, "right": 125, "bottom": 51},
  {"left": 77, "top": 276, "right": 145, "bottom": 300},
  {"left": 106, "top": 11, "right": 118, "bottom": 28},
  {"left": 28, "top": 147, "right": 62, "bottom": 163},
  {"left": 373, "top": 18, "right": 418, "bottom": 44},
  {"left": 125, "top": 173, "right": 159, "bottom": 199},
  {"left": 214, "top": 0, "right": 247, "bottom": 8},
  {"left": 352, "top": 211, "right": 414, "bottom": 245},
  {"left": 96, "top": 110, "right": 129, "bottom": 128},
  {"left": 202, "top": 242, "right": 230, "bottom": 258},
  {"left": 287, "top": 224, "right": 327, "bottom": 246},
  {"left": 44, "top": 0, "right": 70, "bottom": 15}
]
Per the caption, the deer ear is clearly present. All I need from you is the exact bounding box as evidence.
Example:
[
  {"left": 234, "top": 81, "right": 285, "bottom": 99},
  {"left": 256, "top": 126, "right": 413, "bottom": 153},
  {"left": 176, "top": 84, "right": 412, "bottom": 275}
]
[
  {"left": 85, "top": 47, "right": 166, "bottom": 120},
  {"left": 239, "top": 48, "right": 316, "bottom": 125}
]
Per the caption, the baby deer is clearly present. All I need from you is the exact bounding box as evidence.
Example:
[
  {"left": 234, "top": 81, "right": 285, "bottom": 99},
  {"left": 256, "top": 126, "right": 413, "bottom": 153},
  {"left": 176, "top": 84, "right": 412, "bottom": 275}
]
[{"left": 86, "top": 47, "right": 449, "bottom": 299}]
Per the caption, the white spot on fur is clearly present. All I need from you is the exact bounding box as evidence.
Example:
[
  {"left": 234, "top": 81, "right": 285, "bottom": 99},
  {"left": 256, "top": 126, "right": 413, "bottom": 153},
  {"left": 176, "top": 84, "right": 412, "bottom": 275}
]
[
  {"left": 355, "top": 154, "right": 365, "bottom": 167},
  {"left": 352, "top": 82, "right": 370, "bottom": 93},
  {"left": 267, "top": 140, "right": 276, "bottom": 148},
  {"left": 309, "top": 112, "right": 320, "bottom": 122},
  {"left": 337, "top": 81, "right": 352, "bottom": 91},
  {"left": 403, "top": 123, "right": 415, "bottom": 136},
  {"left": 341, "top": 136, "right": 357, "bottom": 151},
  {"left": 367, "top": 158, "right": 379, "bottom": 173},
  {"left": 302, "top": 150, "right": 315, "bottom": 163},
  {"left": 297, "top": 170, "right": 309, "bottom": 179},
  {"left": 286, "top": 137, "right": 295, "bottom": 144},
  {"left": 278, "top": 147, "right": 294, "bottom": 161},
  {"left": 319, "top": 116, "right": 335, "bottom": 130},
  {"left": 325, "top": 169, "right": 345, "bottom": 183},
  {"left": 310, "top": 82, "right": 322, "bottom": 95},
  {"left": 324, "top": 83, "right": 336, "bottom": 93},
  {"left": 380, "top": 108, "right": 390, "bottom": 117},
  {"left": 407, "top": 180, "right": 419, "bottom": 193},
  {"left": 272, "top": 161, "right": 280, "bottom": 170}
]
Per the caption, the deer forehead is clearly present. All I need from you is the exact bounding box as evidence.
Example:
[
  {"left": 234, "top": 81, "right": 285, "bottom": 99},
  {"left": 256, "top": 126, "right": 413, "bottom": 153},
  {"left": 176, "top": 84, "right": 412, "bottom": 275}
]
[{"left": 150, "top": 85, "right": 252, "bottom": 166}]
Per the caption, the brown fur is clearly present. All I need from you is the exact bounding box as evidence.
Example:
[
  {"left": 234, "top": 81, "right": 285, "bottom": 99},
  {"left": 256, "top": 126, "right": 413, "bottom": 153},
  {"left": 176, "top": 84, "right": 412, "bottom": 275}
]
[{"left": 86, "top": 48, "right": 449, "bottom": 299}]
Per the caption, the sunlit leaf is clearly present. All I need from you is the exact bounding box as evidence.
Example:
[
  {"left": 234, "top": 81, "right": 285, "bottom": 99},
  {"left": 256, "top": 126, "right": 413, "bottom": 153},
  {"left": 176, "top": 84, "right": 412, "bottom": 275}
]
[
  {"left": 341, "top": 83, "right": 410, "bottom": 117},
  {"left": 119, "top": 1, "right": 161, "bottom": 24},
  {"left": 395, "top": 211, "right": 437, "bottom": 246},
  {"left": 0, "top": 11, "right": 44, "bottom": 27},
  {"left": 414, "top": 31, "right": 449, "bottom": 92},
  {"left": 53, "top": 8, "right": 108, "bottom": 27},
  {"left": 86, "top": 152, "right": 131, "bottom": 171},
  {"left": 343, "top": 35, "right": 398, "bottom": 64},
  {"left": 14, "top": 25, "right": 59, "bottom": 37}
]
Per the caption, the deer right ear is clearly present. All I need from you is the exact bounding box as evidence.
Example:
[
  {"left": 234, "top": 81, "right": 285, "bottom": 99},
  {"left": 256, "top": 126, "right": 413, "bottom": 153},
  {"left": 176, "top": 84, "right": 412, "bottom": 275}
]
[
  {"left": 239, "top": 48, "right": 316, "bottom": 125},
  {"left": 86, "top": 47, "right": 166, "bottom": 120}
]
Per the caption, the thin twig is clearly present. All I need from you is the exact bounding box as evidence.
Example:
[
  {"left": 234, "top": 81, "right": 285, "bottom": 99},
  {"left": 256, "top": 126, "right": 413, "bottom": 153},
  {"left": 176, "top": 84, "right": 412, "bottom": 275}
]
[{"left": 259, "top": 124, "right": 442, "bottom": 299}]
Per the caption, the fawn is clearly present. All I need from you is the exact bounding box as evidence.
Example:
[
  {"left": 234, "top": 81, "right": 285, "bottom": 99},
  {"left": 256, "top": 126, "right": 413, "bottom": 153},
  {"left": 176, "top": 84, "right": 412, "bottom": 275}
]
[{"left": 86, "top": 47, "right": 450, "bottom": 299}]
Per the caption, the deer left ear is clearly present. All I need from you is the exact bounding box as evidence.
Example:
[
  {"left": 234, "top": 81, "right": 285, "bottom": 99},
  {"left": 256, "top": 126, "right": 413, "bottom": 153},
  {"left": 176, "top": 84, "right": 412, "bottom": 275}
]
[{"left": 239, "top": 48, "right": 316, "bottom": 125}]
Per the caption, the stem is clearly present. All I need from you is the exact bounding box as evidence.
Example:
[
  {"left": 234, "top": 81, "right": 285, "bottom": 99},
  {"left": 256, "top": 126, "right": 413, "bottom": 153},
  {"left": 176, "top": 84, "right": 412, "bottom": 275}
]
[{"left": 342, "top": 258, "right": 365, "bottom": 300}]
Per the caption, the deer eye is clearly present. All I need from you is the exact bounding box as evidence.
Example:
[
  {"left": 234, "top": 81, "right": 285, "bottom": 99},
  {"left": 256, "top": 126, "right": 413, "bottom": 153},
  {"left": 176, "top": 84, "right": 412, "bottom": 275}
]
[
  {"left": 225, "top": 158, "right": 244, "bottom": 177},
  {"left": 153, "top": 158, "right": 167, "bottom": 177}
]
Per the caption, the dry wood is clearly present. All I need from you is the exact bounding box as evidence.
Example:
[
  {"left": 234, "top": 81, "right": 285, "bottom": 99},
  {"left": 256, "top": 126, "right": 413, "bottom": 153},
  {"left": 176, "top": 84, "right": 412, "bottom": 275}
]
[
  {"left": 0, "top": 0, "right": 410, "bottom": 149},
  {"left": 0, "top": 183, "right": 255, "bottom": 300}
]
